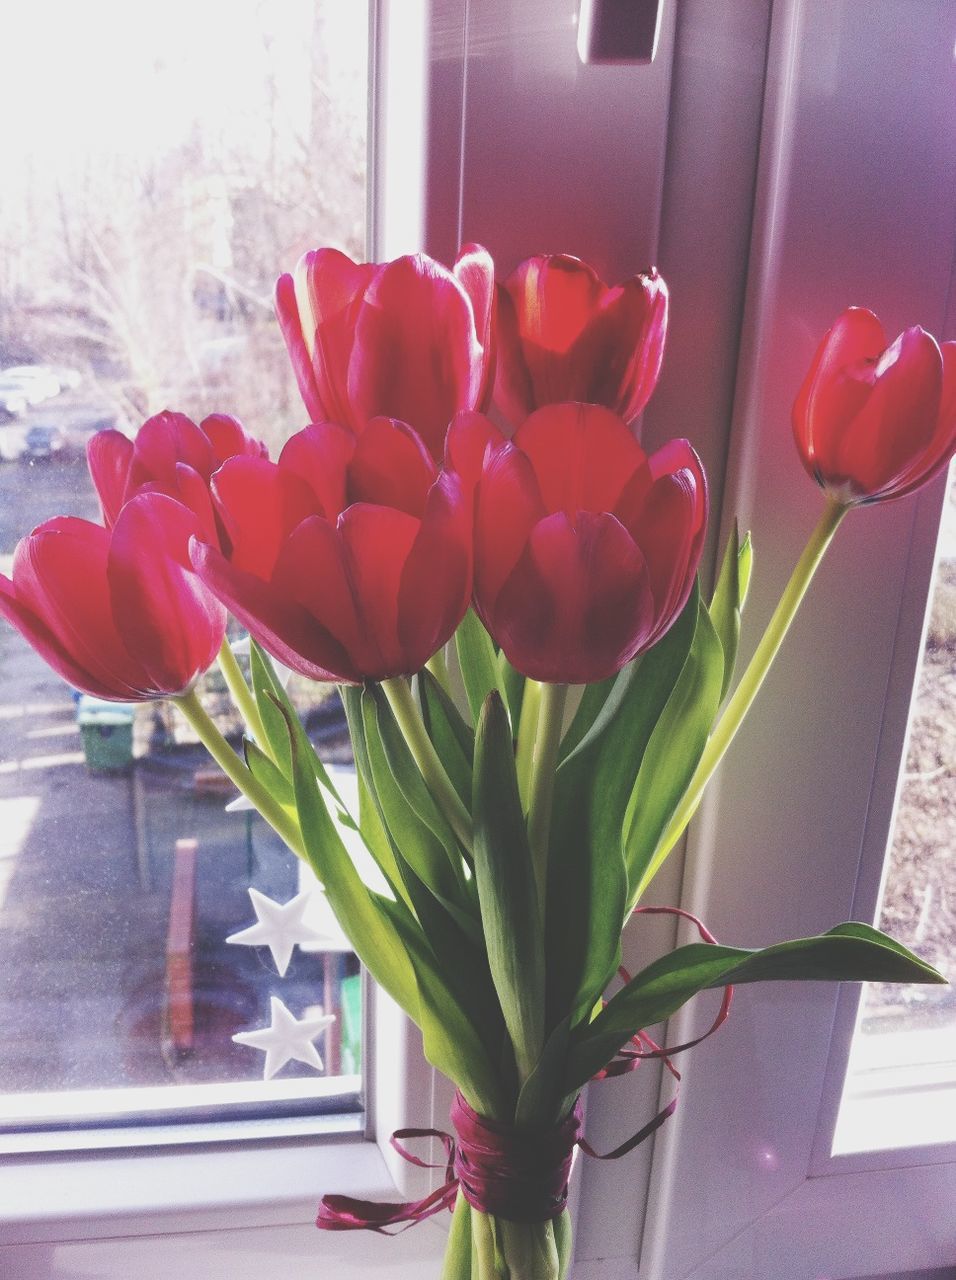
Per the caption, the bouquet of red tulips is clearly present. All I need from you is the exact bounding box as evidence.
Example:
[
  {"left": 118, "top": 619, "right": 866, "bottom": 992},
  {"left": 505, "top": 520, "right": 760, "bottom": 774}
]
[{"left": 1, "top": 245, "right": 952, "bottom": 1279}]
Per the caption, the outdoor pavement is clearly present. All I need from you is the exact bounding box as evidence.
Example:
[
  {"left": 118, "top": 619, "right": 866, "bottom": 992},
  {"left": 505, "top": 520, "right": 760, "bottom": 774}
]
[{"left": 0, "top": 455, "right": 354, "bottom": 1120}]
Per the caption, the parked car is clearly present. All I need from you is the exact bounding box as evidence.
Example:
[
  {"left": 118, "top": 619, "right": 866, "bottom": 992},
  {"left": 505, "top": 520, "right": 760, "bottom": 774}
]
[
  {"left": 24, "top": 424, "right": 65, "bottom": 460},
  {"left": 0, "top": 366, "right": 62, "bottom": 405}
]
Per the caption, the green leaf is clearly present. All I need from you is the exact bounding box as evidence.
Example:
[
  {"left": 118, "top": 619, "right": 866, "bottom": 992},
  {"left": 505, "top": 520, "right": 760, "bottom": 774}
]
[
  {"left": 473, "top": 691, "right": 545, "bottom": 1084},
  {"left": 564, "top": 923, "right": 946, "bottom": 1092},
  {"left": 515, "top": 1015, "right": 572, "bottom": 1127},
  {"left": 708, "top": 524, "right": 755, "bottom": 706},
  {"left": 558, "top": 673, "right": 617, "bottom": 762},
  {"left": 455, "top": 608, "right": 503, "bottom": 726},
  {"left": 361, "top": 687, "right": 466, "bottom": 904},
  {"left": 545, "top": 588, "right": 700, "bottom": 1029},
  {"left": 624, "top": 595, "right": 725, "bottom": 904},
  {"left": 243, "top": 738, "right": 294, "bottom": 810},
  {"left": 379, "top": 896, "right": 504, "bottom": 1117},
  {"left": 271, "top": 695, "right": 420, "bottom": 1018},
  {"left": 414, "top": 669, "right": 474, "bottom": 809}
]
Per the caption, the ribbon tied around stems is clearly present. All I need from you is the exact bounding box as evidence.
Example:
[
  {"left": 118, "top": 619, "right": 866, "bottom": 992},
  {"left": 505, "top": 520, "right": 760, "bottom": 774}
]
[{"left": 316, "top": 905, "right": 733, "bottom": 1233}]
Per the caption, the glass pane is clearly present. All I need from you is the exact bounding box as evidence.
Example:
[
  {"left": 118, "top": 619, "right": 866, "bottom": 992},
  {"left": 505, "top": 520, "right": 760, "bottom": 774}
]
[
  {"left": 0, "top": 0, "right": 368, "bottom": 1143},
  {"left": 835, "top": 468, "right": 956, "bottom": 1154}
]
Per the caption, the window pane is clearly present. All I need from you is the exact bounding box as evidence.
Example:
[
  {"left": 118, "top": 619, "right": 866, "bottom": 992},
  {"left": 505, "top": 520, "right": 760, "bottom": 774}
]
[
  {"left": 0, "top": 0, "right": 368, "bottom": 1143},
  {"left": 834, "top": 469, "right": 956, "bottom": 1154}
]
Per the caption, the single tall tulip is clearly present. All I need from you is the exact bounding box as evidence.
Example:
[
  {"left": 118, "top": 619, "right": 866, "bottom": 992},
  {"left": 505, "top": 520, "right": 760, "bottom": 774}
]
[
  {"left": 87, "top": 411, "right": 268, "bottom": 543},
  {"left": 192, "top": 418, "right": 472, "bottom": 683},
  {"left": 792, "top": 307, "right": 956, "bottom": 505},
  {"left": 0, "top": 494, "right": 226, "bottom": 700},
  {"left": 274, "top": 245, "right": 495, "bottom": 462},
  {"left": 463, "top": 403, "right": 706, "bottom": 684},
  {"left": 493, "top": 254, "right": 668, "bottom": 430}
]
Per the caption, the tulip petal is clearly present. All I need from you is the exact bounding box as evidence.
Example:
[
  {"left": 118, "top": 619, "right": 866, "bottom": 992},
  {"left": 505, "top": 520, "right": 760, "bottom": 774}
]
[
  {"left": 889, "top": 340, "right": 956, "bottom": 501},
  {"left": 792, "top": 307, "right": 887, "bottom": 482},
  {"left": 271, "top": 514, "right": 362, "bottom": 669},
  {"left": 86, "top": 429, "right": 134, "bottom": 527},
  {"left": 338, "top": 503, "right": 421, "bottom": 677},
  {"left": 349, "top": 255, "right": 481, "bottom": 460},
  {"left": 275, "top": 271, "right": 326, "bottom": 422},
  {"left": 444, "top": 410, "right": 505, "bottom": 494},
  {"left": 108, "top": 494, "right": 226, "bottom": 693},
  {"left": 834, "top": 327, "right": 943, "bottom": 498},
  {"left": 493, "top": 284, "right": 537, "bottom": 427},
  {"left": 278, "top": 422, "right": 355, "bottom": 518},
  {"left": 492, "top": 511, "right": 651, "bottom": 684},
  {"left": 454, "top": 244, "right": 496, "bottom": 408},
  {"left": 129, "top": 411, "right": 214, "bottom": 490},
  {"left": 398, "top": 472, "right": 472, "bottom": 667},
  {"left": 191, "top": 537, "right": 359, "bottom": 684},
  {"left": 348, "top": 417, "right": 436, "bottom": 517},
  {"left": 515, "top": 402, "right": 646, "bottom": 518},
  {"left": 300, "top": 248, "right": 377, "bottom": 429},
  {"left": 12, "top": 518, "right": 147, "bottom": 696},
  {"left": 173, "top": 463, "right": 220, "bottom": 545},
  {"left": 201, "top": 413, "right": 267, "bottom": 466},
  {"left": 0, "top": 572, "right": 138, "bottom": 700},
  {"left": 474, "top": 443, "right": 547, "bottom": 610},
  {"left": 597, "top": 270, "right": 668, "bottom": 421},
  {"left": 211, "top": 457, "right": 318, "bottom": 579}
]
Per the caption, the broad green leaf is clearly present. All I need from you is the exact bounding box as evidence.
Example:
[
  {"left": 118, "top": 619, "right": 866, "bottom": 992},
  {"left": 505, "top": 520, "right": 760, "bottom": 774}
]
[
  {"left": 379, "top": 896, "right": 503, "bottom": 1118},
  {"left": 545, "top": 588, "right": 700, "bottom": 1029},
  {"left": 624, "top": 597, "right": 725, "bottom": 904},
  {"left": 360, "top": 688, "right": 466, "bottom": 908},
  {"left": 243, "top": 738, "right": 294, "bottom": 810},
  {"left": 515, "top": 1015, "right": 572, "bottom": 1127},
  {"left": 564, "top": 923, "right": 946, "bottom": 1092},
  {"left": 558, "top": 673, "right": 617, "bottom": 762},
  {"left": 273, "top": 696, "right": 419, "bottom": 1018},
  {"left": 455, "top": 608, "right": 503, "bottom": 725},
  {"left": 473, "top": 691, "right": 544, "bottom": 1083},
  {"left": 414, "top": 669, "right": 474, "bottom": 809}
]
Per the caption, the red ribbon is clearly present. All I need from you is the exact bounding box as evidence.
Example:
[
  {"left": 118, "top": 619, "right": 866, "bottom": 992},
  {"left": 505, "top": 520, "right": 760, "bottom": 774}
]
[{"left": 316, "top": 905, "right": 732, "bottom": 1233}]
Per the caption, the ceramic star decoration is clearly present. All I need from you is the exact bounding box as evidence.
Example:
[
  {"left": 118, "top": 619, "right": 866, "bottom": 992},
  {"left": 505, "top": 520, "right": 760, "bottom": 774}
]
[
  {"left": 226, "top": 887, "right": 328, "bottom": 976},
  {"left": 232, "top": 996, "right": 335, "bottom": 1080}
]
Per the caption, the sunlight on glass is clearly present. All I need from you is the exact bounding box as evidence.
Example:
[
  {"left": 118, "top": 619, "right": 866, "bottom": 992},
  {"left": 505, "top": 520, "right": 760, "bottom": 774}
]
[{"left": 0, "top": 0, "right": 367, "bottom": 1140}]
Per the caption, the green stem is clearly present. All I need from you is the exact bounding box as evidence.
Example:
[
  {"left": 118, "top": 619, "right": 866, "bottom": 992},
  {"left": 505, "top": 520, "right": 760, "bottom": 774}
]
[
  {"left": 425, "top": 645, "right": 451, "bottom": 691},
  {"left": 216, "top": 639, "right": 268, "bottom": 749},
  {"left": 174, "top": 686, "right": 305, "bottom": 859},
  {"left": 515, "top": 677, "right": 542, "bottom": 812},
  {"left": 633, "top": 496, "right": 848, "bottom": 901},
  {"left": 381, "top": 676, "right": 474, "bottom": 852},
  {"left": 441, "top": 1193, "right": 473, "bottom": 1280},
  {"left": 527, "top": 682, "right": 568, "bottom": 907},
  {"left": 471, "top": 1210, "right": 501, "bottom": 1280}
]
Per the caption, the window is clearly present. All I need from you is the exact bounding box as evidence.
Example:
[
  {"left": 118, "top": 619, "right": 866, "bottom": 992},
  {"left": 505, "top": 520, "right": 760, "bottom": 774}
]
[{"left": 0, "top": 0, "right": 368, "bottom": 1144}]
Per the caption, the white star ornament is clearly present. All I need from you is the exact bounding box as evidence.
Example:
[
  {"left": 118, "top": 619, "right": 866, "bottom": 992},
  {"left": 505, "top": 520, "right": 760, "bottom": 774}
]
[
  {"left": 232, "top": 996, "right": 336, "bottom": 1080},
  {"left": 226, "top": 887, "right": 328, "bottom": 976}
]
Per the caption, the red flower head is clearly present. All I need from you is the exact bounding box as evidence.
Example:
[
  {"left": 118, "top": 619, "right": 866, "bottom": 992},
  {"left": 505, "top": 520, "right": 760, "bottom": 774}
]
[
  {"left": 493, "top": 254, "right": 668, "bottom": 430},
  {"left": 192, "top": 418, "right": 472, "bottom": 683},
  {"left": 86, "top": 410, "right": 268, "bottom": 544},
  {"left": 793, "top": 307, "right": 956, "bottom": 505},
  {"left": 461, "top": 403, "right": 707, "bottom": 685},
  {"left": 0, "top": 495, "right": 226, "bottom": 700},
  {"left": 274, "top": 245, "right": 496, "bottom": 463}
]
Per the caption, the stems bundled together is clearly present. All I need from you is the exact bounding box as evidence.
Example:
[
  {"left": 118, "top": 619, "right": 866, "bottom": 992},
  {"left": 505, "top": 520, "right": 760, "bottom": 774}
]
[{"left": 0, "top": 246, "right": 952, "bottom": 1279}]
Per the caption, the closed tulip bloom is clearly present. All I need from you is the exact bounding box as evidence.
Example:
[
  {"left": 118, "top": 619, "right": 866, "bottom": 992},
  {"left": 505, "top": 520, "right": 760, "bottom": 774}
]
[
  {"left": 87, "top": 410, "right": 268, "bottom": 543},
  {"left": 275, "top": 245, "right": 495, "bottom": 463},
  {"left": 192, "top": 418, "right": 472, "bottom": 683},
  {"left": 465, "top": 403, "right": 707, "bottom": 684},
  {"left": 793, "top": 307, "right": 956, "bottom": 505},
  {"left": 0, "top": 494, "right": 226, "bottom": 700},
  {"left": 493, "top": 254, "right": 668, "bottom": 430}
]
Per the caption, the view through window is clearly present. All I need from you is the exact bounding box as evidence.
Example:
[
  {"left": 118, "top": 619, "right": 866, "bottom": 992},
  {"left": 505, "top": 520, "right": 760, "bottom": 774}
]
[
  {"left": 836, "top": 468, "right": 956, "bottom": 1152},
  {"left": 0, "top": 0, "right": 369, "bottom": 1140}
]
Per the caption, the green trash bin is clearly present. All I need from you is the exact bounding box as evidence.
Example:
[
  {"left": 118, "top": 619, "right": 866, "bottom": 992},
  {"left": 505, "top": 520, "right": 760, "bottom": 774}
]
[{"left": 77, "top": 696, "right": 136, "bottom": 773}]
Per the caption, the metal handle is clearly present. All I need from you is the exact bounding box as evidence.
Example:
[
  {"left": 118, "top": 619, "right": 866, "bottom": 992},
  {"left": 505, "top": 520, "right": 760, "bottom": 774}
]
[{"left": 577, "top": 0, "right": 664, "bottom": 65}]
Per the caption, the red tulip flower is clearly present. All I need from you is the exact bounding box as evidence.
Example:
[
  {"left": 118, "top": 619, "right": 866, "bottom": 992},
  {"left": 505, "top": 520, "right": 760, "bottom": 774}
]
[
  {"left": 87, "top": 410, "right": 268, "bottom": 544},
  {"left": 0, "top": 494, "right": 226, "bottom": 700},
  {"left": 274, "top": 245, "right": 496, "bottom": 463},
  {"left": 493, "top": 254, "right": 668, "bottom": 430},
  {"left": 793, "top": 308, "right": 956, "bottom": 505},
  {"left": 192, "top": 418, "right": 472, "bottom": 684},
  {"left": 463, "top": 403, "right": 707, "bottom": 685}
]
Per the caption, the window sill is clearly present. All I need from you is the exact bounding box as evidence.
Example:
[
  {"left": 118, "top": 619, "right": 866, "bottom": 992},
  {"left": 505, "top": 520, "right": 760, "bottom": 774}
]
[{"left": 0, "top": 1126, "right": 392, "bottom": 1245}]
